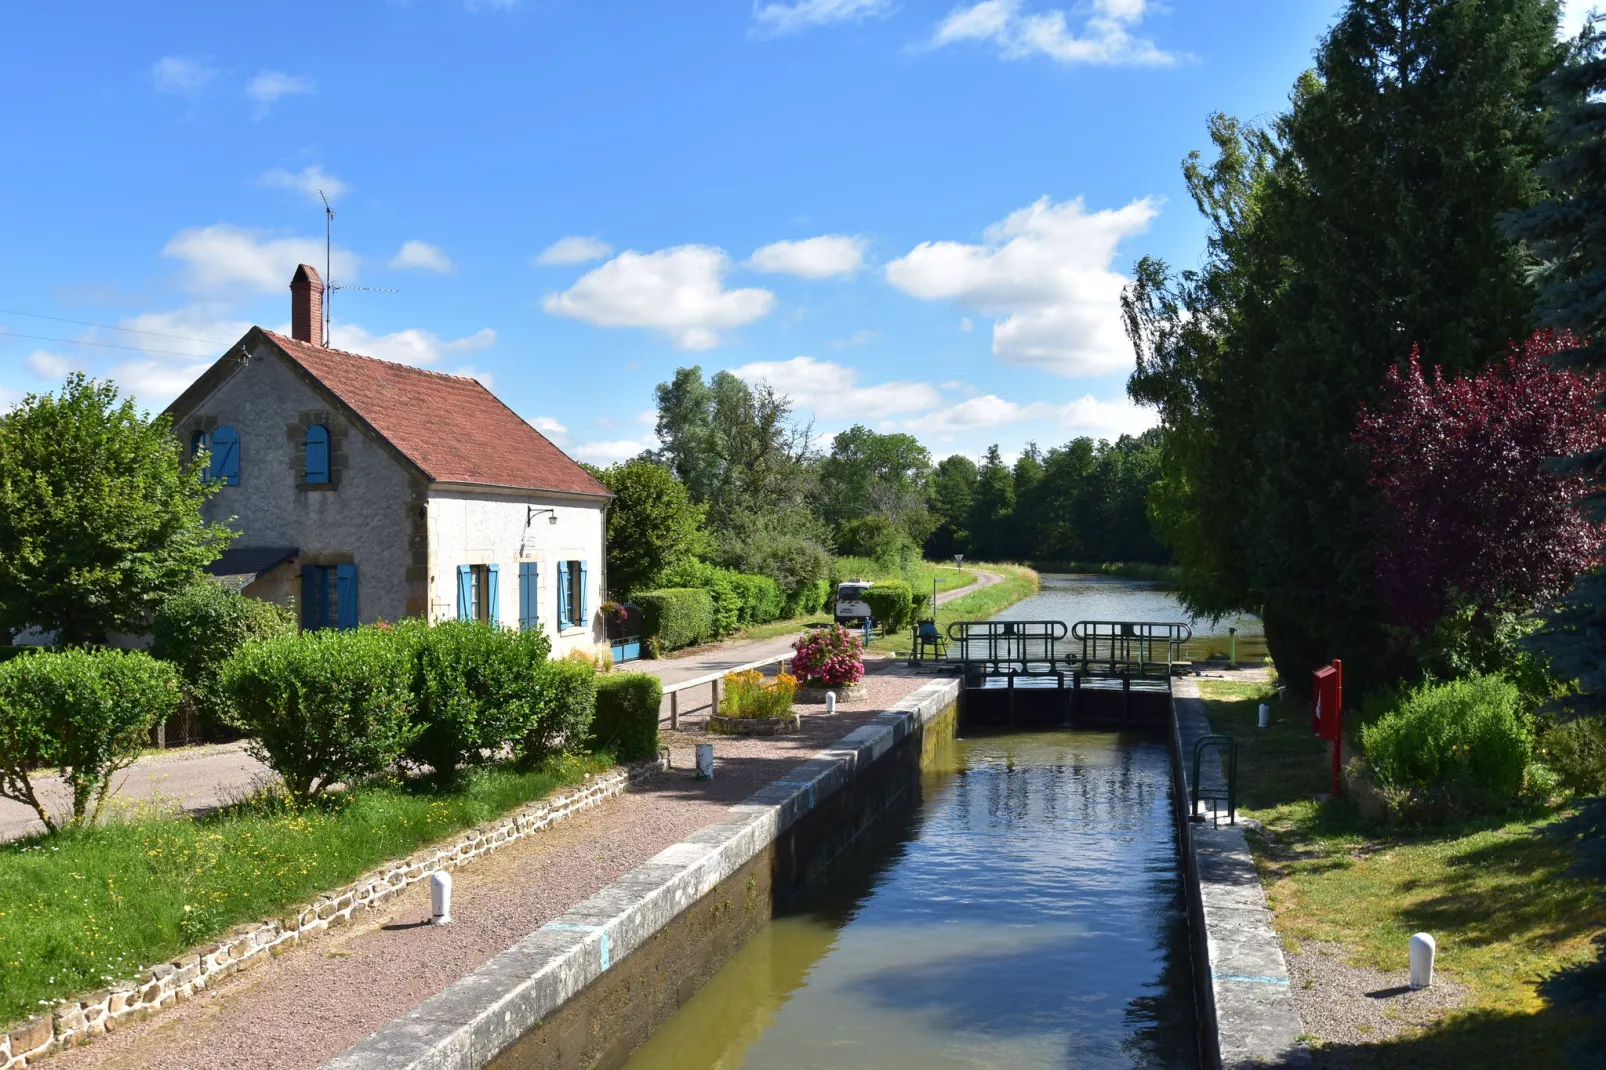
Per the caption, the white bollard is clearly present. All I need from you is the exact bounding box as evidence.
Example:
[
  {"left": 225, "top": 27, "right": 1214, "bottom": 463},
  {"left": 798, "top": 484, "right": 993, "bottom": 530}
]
[
  {"left": 1258, "top": 703, "right": 1270, "bottom": 729},
  {"left": 825, "top": 691, "right": 837, "bottom": 715},
  {"left": 430, "top": 871, "right": 452, "bottom": 926},
  {"left": 695, "top": 742, "right": 714, "bottom": 781},
  {"left": 1409, "top": 932, "right": 1435, "bottom": 989}
]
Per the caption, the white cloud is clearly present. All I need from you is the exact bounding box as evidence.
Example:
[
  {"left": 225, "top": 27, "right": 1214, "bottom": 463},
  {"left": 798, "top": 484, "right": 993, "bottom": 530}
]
[
  {"left": 885, "top": 195, "right": 1157, "bottom": 376},
  {"left": 0, "top": 384, "right": 22, "bottom": 413},
  {"left": 959, "top": 316, "right": 974, "bottom": 331},
  {"left": 107, "top": 359, "right": 215, "bottom": 409},
  {"left": 731, "top": 356, "right": 943, "bottom": 420},
  {"left": 530, "top": 416, "right": 569, "bottom": 439},
  {"left": 111, "top": 307, "right": 254, "bottom": 358},
  {"left": 247, "top": 71, "right": 315, "bottom": 117},
  {"left": 328, "top": 324, "right": 495, "bottom": 368},
  {"left": 1560, "top": 0, "right": 1600, "bottom": 37},
  {"left": 634, "top": 408, "right": 658, "bottom": 425},
  {"left": 162, "top": 224, "right": 356, "bottom": 294},
  {"left": 261, "top": 165, "right": 348, "bottom": 204},
  {"left": 751, "top": 0, "right": 893, "bottom": 36},
  {"left": 569, "top": 438, "right": 657, "bottom": 464},
  {"left": 151, "top": 56, "right": 217, "bottom": 95},
  {"left": 900, "top": 392, "right": 1156, "bottom": 438},
  {"left": 750, "top": 235, "right": 867, "bottom": 278},
  {"left": 25, "top": 351, "right": 80, "bottom": 379},
  {"left": 535, "top": 236, "right": 613, "bottom": 265},
  {"left": 542, "top": 246, "right": 775, "bottom": 349},
  {"left": 930, "top": 0, "right": 1174, "bottom": 66},
  {"left": 389, "top": 240, "right": 454, "bottom": 273},
  {"left": 831, "top": 328, "right": 879, "bottom": 347}
]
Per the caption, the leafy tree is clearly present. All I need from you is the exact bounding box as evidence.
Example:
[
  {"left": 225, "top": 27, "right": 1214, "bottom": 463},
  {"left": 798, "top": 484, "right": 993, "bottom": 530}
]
[
  {"left": 593, "top": 458, "right": 709, "bottom": 595},
  {"left": 0, "top": 374, "right": 234, "bottom": 645},
  {"left": 1008, "top": 444, "right": 1045, "bottom": 560},
  {"left": 151, "top": 581, "right": 296, "bottom": 737},
  {"left": 925, "top": 455, "right": 978, "bottom": 559},
  {"left": 816, "top": 425, "right": 934, "bottom": 546},
  {"left": 968, "top": 446, "right": 1016, "bottom": 561},
  {"left": 1030, "top": 438, "right": 1098, "bottom": 561},
  {"left": 835, "top": 515, "right": 910, "bottom": 564},
  {"left": 1506, "top": 15, "right": 1606, "bottom": 712},
  {"left": 1126, "top": 0, "right": 1562, "bottom": 695}
]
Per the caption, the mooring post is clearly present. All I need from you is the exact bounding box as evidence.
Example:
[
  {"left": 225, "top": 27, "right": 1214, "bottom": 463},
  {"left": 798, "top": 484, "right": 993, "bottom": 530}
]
[
  {"left": 712, "top": 676, "right": 720, "bottom": 717},
  {"left": 670, "top": 689, "right": 679, "bottom": 730}
]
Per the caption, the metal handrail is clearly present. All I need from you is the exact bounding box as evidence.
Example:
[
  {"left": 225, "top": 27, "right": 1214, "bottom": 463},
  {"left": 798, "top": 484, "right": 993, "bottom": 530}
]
[
  {"left": 1070, "top": 621, "right": 1192, "bottom": 678},
  {"left": 1190, "top": 734, "right": 1238, "bottom": 827}
]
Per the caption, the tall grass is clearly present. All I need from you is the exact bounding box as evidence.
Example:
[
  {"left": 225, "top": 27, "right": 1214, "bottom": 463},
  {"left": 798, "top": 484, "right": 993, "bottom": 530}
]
[{"left": 0, "top": 754, "right": 609, "bottom": 1025}]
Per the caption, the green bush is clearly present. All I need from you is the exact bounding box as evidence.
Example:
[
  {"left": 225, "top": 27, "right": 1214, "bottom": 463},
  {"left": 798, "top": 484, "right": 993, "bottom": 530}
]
[
  {"left": 400, "top": 620, "right": 552, "bottom": 783},
  {"left": 784, "top": 577, "right": 832, "bottom": 618},
  {"left": 222, "top": 627, "right": 417, "bottom": 802},
  {"left": 589, "top": 673, "right": 662, "bottom": 761},
  {"left": 1361, "top": 674, "right": 1533, "bottom": 817},
  {"left": 1539, "top": 717, "right": 1606, "bottom": 797},
  {"left": 522, "top": 658, "right": 597, "bottom": 764},
  {"left": 729, "top": 572, "right": 784, "bottom": 625},
  {"left": 152, "top": 582, "right": 296, "bottom": 739},
  {"left": 0, "top": 648, "right": 180, "bottom": 832},
  {"left": 635, "top": 588, "right": 715, "bottom": 653},
  {"left": 863, "top": 581, "right": 913, "bottom": 635},
  {"left": 911, "top": 589, "right": 931, "bottom": 621}
]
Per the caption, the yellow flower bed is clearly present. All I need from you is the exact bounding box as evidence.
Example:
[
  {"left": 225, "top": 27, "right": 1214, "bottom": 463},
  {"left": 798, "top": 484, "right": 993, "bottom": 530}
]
[{"left": 719, "top": 669, "right": 797, "bottom": 719}]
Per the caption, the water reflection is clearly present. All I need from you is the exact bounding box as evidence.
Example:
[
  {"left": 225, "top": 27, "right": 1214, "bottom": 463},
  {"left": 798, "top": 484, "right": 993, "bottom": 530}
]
[
  {"left": 999, "top": 573, "right": 1261, "bottom": 639},
  {"left": 622, "top": 733, "right": 1197, "bottom": 1070}
]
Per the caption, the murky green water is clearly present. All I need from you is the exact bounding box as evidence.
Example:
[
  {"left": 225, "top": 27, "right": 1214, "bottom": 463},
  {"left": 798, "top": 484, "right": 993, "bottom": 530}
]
[{"left": 623, "top": 731, "right": 1197, "bottom": 1070}]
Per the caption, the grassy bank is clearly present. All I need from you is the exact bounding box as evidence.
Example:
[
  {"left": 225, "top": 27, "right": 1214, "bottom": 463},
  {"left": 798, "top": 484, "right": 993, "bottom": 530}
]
[
  {"left": 0, "top": 753, "right": 610, "bottom": 1025},
  {"left": 869, "top": 562, "right": 1040, "bottom": 653},
  {"left": 1197, "top": 680, "right": 1604, "bottom": 1066}
]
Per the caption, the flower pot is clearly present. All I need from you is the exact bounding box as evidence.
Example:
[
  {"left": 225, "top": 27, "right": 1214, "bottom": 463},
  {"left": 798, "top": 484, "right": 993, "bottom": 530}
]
[
  {"left": 707, "top": 713, "right": 800, "bottom": 736},
  {"left": 795, "top": 682, "right": 867, "bottom": 704}
]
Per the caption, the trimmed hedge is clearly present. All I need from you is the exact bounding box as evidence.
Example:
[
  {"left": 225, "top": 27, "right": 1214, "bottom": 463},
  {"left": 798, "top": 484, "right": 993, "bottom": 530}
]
[
  {"left": 589, "top": 673, "right": 662, "bottom": 761},
  {"left": 523, "top": 659, "right": 597, "bottom": 765},
  {"left": 222, "top": 627, "right": 418, "bottom": 803},
  {"left": 151, "top": 582, "right": 295, "bottom": 740},
  {"left": 863, "top": 581, "right": 913, "bottom": 635},
  {"left": 784, "top": 578, "right": 832, "bottom": 618},
  {"left": 0, "top": 648, "right": 180, "bottom": 832},
  {"left": 635, "top": 588, "right": 715, "bottom": 654},
  {"left": 729, "top": 572, "right": 784, "bottom": 626}
]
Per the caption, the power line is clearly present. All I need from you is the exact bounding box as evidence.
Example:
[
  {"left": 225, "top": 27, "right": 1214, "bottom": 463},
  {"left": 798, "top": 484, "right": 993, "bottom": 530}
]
[
  {"left": 0, "top": 308, "right": 231, "bottom": 348},
  {"left": 0, "top": 329, "right": 215, "bottom": 359}
]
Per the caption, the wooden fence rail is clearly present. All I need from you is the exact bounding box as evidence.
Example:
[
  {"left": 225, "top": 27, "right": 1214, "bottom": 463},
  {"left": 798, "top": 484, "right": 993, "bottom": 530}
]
[{"left": 659, "top": 653, "right": 794, "bottom": 730}]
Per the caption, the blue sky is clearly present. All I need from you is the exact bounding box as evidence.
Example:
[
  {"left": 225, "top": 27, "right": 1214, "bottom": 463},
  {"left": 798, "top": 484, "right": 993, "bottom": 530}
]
[{"left": 1, "top": 1, "right": 1595, "bottom": 464}]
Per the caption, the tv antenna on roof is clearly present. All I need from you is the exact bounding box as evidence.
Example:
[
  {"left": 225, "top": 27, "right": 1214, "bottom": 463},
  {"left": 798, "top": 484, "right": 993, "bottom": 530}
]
[{"left": 319, "top": 189, "right": 397, "bottom": 344}]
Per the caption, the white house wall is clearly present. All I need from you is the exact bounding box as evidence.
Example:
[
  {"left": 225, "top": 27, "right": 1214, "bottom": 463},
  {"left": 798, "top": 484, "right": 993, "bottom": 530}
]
[
  {"left": 425, "top": 488, "right": 607, "bottom": 657},
  {"left": 175, "top": 344, "right": 418, "bottom": 624}
]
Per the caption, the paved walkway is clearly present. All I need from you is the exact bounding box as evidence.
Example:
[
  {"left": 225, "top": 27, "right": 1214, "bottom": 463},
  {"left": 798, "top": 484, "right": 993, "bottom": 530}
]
[{"left": 0, "top": 742, "right": 273, "bottom": 844}]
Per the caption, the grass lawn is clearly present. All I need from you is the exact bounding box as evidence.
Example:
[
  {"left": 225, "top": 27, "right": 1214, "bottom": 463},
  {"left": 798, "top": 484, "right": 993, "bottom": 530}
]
[
  {"left": 1197, "top": 680, "right": 1606, "bottom": 1067},
  {"left": 868, "top": 562, "right": 1040, "bottom": 654},
  {"left": 0, "top": 752, "right": 610, "bottom": 1026}
]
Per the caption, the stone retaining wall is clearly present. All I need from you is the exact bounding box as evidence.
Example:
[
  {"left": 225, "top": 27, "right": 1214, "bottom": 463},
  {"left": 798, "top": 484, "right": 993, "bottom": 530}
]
[{"left": 0, "top": 758, "right": 667, "bottom": 1070}]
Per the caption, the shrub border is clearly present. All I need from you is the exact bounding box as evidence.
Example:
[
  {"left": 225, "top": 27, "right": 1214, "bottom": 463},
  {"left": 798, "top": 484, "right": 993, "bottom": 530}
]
[{"left": 0, "top": 756, "right": 668, "bottom": 1070}]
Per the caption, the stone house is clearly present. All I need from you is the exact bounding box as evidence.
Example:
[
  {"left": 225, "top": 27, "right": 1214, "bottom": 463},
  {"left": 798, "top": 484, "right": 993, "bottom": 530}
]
[{"left": 164, "top": 264, "right": 611, "bottom": 656}]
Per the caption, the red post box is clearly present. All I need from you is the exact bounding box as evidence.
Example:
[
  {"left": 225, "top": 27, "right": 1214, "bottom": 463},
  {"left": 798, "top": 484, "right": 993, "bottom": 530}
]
[{"left": 1312, "top": 659, "right": 1343, "bottom": 796}]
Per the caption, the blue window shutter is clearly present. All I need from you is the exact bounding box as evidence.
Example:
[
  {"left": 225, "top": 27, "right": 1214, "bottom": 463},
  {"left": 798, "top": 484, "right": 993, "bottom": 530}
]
[
  {"left": 519, "top": 562, "right": 537, "bottom": 631},
  {"left": 300, "top": 564, "right": 317, "bottom": 630},
  {"left": 336, "top": 565, "right": 358, "bottom": 629},
  {"left": 190, "top": 429, "right": 209, "bottom": 462},
  {"left": 211, "top": 426, "right": 240, "bottom": 486},
  {"left": 457, "top": 565, "right": 473, "bottom": 622},
  {"left": 557, "top": 561, "right": 570, "bottom": 629},
  {"left": 487, "top": 564, "right": 500, "bottom": 625},
  {"left": 305, "top": 425, "right": 330, "bottom": 484},
  {"left": 578, "top": 562, "right": 589, "bottom": 628}
]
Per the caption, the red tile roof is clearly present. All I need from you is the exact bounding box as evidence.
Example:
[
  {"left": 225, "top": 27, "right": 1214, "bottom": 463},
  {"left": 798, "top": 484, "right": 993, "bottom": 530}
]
[{"left": 263, "top": 330, "right": 608, "bottom": 497}]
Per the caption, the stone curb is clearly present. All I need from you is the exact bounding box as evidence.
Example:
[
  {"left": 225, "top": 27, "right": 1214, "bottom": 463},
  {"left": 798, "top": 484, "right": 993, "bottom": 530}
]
[
  {"left": 0, "top": 758, "right": 667, "bottom": 1070},
  {"left": 1172, "top": 679, "right": 1310, "bottom": 1069},
  {"left": 321, "top": 676, "right": 962, "bottom": 1070}
]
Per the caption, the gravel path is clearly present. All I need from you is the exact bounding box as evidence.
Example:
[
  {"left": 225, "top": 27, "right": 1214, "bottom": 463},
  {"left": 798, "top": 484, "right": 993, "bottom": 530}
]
[
  {"left": 0, "top": 742, "right": 274, "bottom": 844},
  {"left": 45, "top": 663, "right": 932, "bottom": 1070},
  {"left": 1288, "top": 941, "right": 1466, "bottom": 1062}
]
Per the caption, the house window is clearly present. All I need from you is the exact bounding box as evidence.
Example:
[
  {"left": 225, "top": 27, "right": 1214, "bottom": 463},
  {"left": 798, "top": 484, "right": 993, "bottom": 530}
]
[
  {"left": 189, "top": 429, "right": 209, "bottom": 462},
  {"left": 301, "top": 563, "right": 358, "bottom": 630},
  {"left": 457, "top": 564, "right": 500, "bottom": 624},
  {"left": 557, "top": 560, "right": 587, "bottom": 630},
  {"left": 518, "top": 562, "right": 539, "bottom": 632},
  {"left": 210, "top": 425, "right": 240, "bottom": 486},
  {"left": 304, "top": 424, "right": 330, "bottom": 484}
]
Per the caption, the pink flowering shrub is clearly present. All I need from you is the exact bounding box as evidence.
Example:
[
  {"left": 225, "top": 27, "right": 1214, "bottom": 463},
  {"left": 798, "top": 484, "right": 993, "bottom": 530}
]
[{"left": 790, "top": 625, "right": 865, "bottom": 688}]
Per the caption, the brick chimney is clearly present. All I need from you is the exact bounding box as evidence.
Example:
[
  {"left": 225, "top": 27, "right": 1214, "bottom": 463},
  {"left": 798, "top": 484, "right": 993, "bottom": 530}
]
[{"left": 290, "top": 264, "right": 324, "bottom": 346}]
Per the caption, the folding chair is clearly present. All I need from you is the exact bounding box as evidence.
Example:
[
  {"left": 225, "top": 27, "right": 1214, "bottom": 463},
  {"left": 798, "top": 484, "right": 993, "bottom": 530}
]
[{"left": 913, "top": 618, "right": 948, "bottom": 660}]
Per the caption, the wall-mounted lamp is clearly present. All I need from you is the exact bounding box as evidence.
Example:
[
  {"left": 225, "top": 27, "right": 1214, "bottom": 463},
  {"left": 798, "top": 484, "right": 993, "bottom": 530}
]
[{"left": 527, "top": 506, "right": 559, "bottom": 526}]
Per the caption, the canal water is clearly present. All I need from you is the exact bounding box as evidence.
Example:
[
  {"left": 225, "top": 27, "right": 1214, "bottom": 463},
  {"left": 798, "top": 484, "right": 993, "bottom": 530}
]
[
  {"left": 996, "top": 573, "right": 1262, "bottom": 640},
  {"left": 621, "top": 730, "right": 1197, "bottom": 1070}
]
